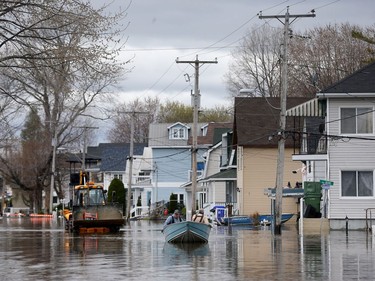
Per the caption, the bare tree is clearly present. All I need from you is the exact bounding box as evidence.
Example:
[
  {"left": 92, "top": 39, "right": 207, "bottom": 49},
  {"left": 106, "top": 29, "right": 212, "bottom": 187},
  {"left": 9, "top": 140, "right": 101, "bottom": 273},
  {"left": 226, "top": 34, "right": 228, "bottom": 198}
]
[
  {"left": 109, "top": 97, "right": 160, "bottom": 143},
  {"left": 288, "top": 23, "right": 375, "bottom": 96},
  {"left": 351, "top": 26, "right": 375, "bottom": 63},
  {"left": 225, "top": 24, "right": 283, "bottom": 98},
  {"left": 226, "top": 23, "right": 375, "bottom": 99},
  {"left": 0, "top": 0, "right": 130, "bottom": 212}
]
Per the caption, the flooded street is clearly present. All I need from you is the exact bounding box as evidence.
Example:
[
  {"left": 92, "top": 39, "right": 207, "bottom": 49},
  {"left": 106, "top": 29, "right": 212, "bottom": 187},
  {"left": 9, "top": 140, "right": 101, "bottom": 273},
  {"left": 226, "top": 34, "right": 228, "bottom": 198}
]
[{"left": 0, "top": 218, "right": 374, "bottom": 281}]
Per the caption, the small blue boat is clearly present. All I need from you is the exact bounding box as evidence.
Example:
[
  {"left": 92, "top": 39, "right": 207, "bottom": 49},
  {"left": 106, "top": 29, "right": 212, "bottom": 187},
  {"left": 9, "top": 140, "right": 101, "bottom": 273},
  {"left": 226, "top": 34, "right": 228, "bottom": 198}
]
[
  {"left": 221, "top": 213, "right": 294, "bottom": 226},
  {"left": 163, "top": 221, "right": 211, "bottom": 243}
]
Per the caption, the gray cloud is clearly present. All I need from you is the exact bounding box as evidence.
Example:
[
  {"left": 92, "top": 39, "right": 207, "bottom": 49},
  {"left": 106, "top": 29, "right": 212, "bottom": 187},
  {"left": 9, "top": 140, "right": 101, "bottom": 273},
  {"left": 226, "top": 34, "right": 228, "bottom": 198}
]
[{"left": 92, "top": 0, "right": 375, "bottom": 108}]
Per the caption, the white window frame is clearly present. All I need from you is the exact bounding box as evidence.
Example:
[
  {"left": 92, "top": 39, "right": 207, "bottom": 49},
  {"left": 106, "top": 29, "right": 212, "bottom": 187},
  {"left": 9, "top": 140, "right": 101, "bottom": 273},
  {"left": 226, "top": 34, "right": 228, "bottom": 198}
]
[
  {"left": 341, "top": 170, "right": 374, "bottom": 197},
  {"left": 340, "top": 107, "right": 373, "bottom": 134},
  {"left": 113, "top": 174, "right": 123, "bottom": 181},
  {"left": 170, "top": 127, "right": 186, "bottom": 139}
]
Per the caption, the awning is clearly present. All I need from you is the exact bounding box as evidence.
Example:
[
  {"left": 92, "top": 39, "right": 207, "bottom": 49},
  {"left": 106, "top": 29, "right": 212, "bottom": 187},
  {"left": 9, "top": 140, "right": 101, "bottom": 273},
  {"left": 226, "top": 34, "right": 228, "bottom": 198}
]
[
  {"left": 286, "top": 98, "right": 326, "bottom": 117},
  {"left": 199, "top": 168, "right": 237, "bottom": 183}
]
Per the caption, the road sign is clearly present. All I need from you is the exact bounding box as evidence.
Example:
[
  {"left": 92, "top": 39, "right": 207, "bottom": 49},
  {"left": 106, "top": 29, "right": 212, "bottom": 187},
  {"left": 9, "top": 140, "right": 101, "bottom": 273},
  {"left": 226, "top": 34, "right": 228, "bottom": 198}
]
[
  {"left": 320, "top": 180, "right": 334, "bottom": 190},
  {"left": 320, "top": 180, "right": 334, "bottom": 186}
]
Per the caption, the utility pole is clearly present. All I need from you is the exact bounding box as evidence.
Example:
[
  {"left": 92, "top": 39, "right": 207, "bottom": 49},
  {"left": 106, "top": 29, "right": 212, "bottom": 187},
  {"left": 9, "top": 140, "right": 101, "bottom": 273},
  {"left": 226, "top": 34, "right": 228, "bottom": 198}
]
[
  {"left": 154, "top": 162, "right": 158, "bottom": 206},
  {"left": 77, "top": 126, "right": 99, "bottom": 178},
  {"left": 127, "top": 112, "right": 135, "bottom": 221},
  {"left": 259, "top": 7, "right": 315, "bottom": 234},
  {"left": 119, "top": 111, "right": 148, "bottom": 221},
  {"left": 50, "top": 128, "right": 57, "bottom": 214},
  {"left": 176, "top": 55, "right": 217, "bottom": 219}
]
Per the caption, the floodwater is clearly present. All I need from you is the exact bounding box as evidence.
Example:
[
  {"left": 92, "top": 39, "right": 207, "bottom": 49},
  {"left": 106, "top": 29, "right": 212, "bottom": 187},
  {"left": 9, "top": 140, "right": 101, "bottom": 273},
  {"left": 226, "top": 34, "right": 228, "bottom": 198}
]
[{"left": 0, "top": 218, "right": 374, "bottom": 281}]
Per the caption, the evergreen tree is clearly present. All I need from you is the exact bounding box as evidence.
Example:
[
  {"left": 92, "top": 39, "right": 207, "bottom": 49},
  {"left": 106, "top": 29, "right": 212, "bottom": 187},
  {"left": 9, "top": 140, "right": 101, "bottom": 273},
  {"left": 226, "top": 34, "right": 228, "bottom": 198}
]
[
  {"left": 108, "top": 178, "right": 126, "bottom": 215},
  {"left": 168, "top": 193, "right": 178, "bottom": 214}
]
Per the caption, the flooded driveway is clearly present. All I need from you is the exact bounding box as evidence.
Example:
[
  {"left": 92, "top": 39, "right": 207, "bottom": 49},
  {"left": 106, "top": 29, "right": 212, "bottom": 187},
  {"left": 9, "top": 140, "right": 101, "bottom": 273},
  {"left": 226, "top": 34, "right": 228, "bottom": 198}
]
[{"left": 0, "top": 217, "right": 374, "bottom": 280}]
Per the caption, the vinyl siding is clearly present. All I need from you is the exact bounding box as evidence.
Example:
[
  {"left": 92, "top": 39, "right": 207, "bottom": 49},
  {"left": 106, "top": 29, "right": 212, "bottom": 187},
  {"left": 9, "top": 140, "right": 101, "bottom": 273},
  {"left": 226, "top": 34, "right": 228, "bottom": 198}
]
[
  {"left": 203, "top": 181, "right": 226, "bottom": 206},
  {"left": 327, "top": 98, "right": 375, "bottom": 219},
  {"left": 153, "top": 147, "right": 207, "bottom": 183},
  {"left": 201, "top": 145, "right": 227, "bottom": 205},
  {"left": 153, "top": 148, "right": 192, "bottom": 183},
  {"left": 205, "top": 146, "right": 221, "bottom": 178},
  {"left": 240, "top": 147, "right": 302, "bottom": 216},
  {"left": 149, "top": 122, "right": 206, "bottom": 147}
]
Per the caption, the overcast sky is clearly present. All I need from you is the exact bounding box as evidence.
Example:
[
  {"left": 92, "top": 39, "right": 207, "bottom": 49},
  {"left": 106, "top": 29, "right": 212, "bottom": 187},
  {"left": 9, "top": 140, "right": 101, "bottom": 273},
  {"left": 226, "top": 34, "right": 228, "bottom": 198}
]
[
  {"left": 98, "top": 0, "right": 374, "bottom": 109},
  {"left": 90, "top": 0, "right": 374, "bottom": 142}
]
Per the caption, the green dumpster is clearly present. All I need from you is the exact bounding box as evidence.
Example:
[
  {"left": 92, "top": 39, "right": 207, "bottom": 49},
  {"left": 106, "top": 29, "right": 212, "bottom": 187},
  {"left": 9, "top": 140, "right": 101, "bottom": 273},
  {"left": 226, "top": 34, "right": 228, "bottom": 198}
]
[{"left": 304, "top": 181, "right": 322, "bottom": 215}]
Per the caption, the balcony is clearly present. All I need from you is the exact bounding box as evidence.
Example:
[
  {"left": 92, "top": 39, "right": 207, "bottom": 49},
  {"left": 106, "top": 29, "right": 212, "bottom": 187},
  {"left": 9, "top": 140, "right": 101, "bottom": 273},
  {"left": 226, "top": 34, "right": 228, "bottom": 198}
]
[
  {"left": 285, "top": 98, "right": 327, "bottom": 162},
  {"left": 293, "top": 133, "right": 328, "bottom": 161},
  {"left": 132, "top": 175, "right": 152, "bottom": 187},
  {"left": 301, "top": 133, "right": 327, "bottom": 154}
]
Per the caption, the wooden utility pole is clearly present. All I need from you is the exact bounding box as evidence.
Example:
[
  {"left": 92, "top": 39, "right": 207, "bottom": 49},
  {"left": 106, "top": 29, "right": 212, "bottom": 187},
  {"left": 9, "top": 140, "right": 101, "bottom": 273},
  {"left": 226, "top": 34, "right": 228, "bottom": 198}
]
[
  {"left": 176, "top": 55, "right": 217, "bottom": 219},
  {"left": 50, "top": 127, "right": 57, "bottom": 214},
  {"left": 77, "top": 126, "right": 99, "bottom": 176},
  {"left": 127, "top": 112, "right": 135, "bottom": 221},
  {"left": 259, "top": 7, "right": 315, "bottom": 234},
  {"left": 119, "top": 111, "right": 148, "bottom": 221}
]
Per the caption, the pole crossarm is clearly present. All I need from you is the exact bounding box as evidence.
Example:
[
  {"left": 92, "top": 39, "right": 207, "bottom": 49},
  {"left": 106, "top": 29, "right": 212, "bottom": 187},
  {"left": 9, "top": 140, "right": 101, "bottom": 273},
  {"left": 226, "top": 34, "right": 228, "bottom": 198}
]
[{"left": 176, "top": 57, "right": 218, "bottom": 67}]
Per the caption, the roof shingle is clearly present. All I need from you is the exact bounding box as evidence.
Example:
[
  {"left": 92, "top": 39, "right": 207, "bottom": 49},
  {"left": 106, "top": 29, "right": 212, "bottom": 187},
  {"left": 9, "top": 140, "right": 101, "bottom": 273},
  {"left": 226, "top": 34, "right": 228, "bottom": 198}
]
[{"left": 234, "top": 97, "right": 310, "bottom": 147}]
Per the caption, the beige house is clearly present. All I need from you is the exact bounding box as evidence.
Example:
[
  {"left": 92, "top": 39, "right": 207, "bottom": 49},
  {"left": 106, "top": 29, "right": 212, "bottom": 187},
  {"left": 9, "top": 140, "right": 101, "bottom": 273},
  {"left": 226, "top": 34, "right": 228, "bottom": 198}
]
[{"left": 234, "top": 97, "right": 309, "bottom": 217}]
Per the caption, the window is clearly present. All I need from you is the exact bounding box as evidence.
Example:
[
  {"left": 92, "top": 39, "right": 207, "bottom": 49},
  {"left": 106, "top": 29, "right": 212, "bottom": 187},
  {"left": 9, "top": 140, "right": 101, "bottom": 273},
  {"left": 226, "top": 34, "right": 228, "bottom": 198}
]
[
  {"left": 226, "top": 181, "right": 237, "bottom": 203},
  {"left": 113, "top": 174, "right": 123, "bottom": 181},
  {"left": 341, "top": 108, "right": 373, "bottom": 134},
  {"left": 342, "top": 171, "right": 373, "bottom": 197},
  {"left": 197, "top": 161, "right": 205, "bottom": 171},
  {"left": 171, "top": 127, "right": 186, "bottom": 139}
]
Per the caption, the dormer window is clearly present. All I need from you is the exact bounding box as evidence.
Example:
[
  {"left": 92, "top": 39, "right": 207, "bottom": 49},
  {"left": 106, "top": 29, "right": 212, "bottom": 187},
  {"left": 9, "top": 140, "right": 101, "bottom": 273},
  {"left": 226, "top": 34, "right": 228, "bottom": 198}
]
[
  {"left": 201, "top": 124, "right": 208, "bottom": 136},
  {"left": 168, "top": 122, "right": 189, "bottom": 140},
  {"left": 172, "top": 127, "right": 185, "bottom": 139}
]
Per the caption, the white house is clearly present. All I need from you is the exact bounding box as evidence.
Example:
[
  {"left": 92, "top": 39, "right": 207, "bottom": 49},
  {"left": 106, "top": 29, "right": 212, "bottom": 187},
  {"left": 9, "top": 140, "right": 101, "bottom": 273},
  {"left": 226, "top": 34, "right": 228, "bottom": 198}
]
[{"left": 289, "top": 61, "right": 375, "bottom": 230}]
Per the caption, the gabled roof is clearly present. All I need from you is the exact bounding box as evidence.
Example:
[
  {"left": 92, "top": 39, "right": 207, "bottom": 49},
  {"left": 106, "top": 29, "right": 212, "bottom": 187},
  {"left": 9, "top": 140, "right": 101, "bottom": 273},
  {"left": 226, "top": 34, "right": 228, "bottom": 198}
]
[
  {"left": 200, "top": 168, "right": 237, "bottom": 182},
  {"left": 167, "top": 122, "right": 190, "bottom": 129},
  {"left": 187, "top": 122, "right": 232, "bottom": 146},
  {"left": 234, "top": 97, "right": 310, "bottom": 147},
  {"left": 149, "top": 122, "right": 207, "bottom": 147},
  {"left": 87, "top": 143, "right": 147, "bottom": 172},
  {"left": 320, "top": 61, "right": 375, "bottom": 94}
]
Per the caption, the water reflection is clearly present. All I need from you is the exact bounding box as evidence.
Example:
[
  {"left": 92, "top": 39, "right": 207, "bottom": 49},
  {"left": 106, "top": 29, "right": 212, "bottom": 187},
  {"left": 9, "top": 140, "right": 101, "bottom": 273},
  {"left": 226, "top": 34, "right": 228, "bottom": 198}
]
[
  {"left": 163, "top": 242, "right": 210, "bottom": 257},
  {"left": 64, "top": 234, "right": 125, "bottom": 256},
  {"left": 1, "top": 218, "right": 375, "bottom": 280}
]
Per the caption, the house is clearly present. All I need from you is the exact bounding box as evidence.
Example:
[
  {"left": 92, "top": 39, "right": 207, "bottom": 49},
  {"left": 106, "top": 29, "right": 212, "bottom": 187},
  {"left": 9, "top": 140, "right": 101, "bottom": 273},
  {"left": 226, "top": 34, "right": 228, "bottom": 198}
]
[
  {"left": 129, "top": 147, "right": 153, "bottom": 216},
  {"left": 183, "top": 123, "right": 233, "bottom": 218},
  {"left": 289, "top": 61, "right": 375, "bottom": 230},
  {"left": 234, "top": 97, "right": 311, "bottom": 218},
  {"left": 84, "top": 143, "right": 148, "bottom": 187},
  {"left": 149, "top": 122, "right": 234, "bottom": 214},
  {"left": 148, "top": 122, "right": 210, "bottom": 211},
  {"left": 81, "top": 143, "right": 148, "bottom": 215}
]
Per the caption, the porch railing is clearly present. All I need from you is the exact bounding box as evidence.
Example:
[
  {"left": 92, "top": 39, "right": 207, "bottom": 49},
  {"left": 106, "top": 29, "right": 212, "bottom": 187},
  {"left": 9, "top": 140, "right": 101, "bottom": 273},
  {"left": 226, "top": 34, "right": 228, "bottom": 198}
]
[{"left": 296, "top": 134, "right": 327, "bottom": 155}]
